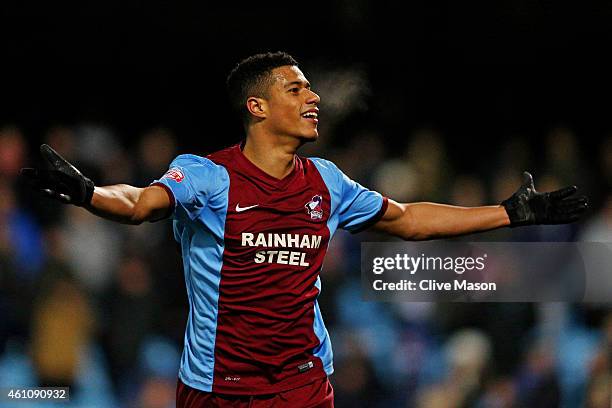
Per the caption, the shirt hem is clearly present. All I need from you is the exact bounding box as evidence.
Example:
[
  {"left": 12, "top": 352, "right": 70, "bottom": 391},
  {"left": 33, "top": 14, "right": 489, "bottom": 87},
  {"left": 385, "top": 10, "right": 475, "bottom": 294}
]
[
  {"left": 179, "top": 368, "right": 213, "bottom": 393},
  {"left": 211, "top": 369, "right": 328, "bottom": 396}
]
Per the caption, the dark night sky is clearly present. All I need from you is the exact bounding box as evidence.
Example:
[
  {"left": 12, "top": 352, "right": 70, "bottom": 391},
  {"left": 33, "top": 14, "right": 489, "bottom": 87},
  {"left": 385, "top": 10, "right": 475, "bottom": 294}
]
[{"left": 1, "top": 1, "right": 611, "bottom": 161}]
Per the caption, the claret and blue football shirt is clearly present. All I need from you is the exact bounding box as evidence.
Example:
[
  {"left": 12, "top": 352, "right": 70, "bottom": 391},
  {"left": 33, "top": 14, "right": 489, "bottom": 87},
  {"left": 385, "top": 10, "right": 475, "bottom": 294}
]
[{"left": 152, "top": 143, "right": 388, "bottom": 395}]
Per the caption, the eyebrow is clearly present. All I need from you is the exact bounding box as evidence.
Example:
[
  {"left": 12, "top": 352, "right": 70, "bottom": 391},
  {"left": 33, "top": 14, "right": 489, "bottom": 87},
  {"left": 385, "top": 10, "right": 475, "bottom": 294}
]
[{"left": 285, "top": 80, "right": 311, "bottom": 88}]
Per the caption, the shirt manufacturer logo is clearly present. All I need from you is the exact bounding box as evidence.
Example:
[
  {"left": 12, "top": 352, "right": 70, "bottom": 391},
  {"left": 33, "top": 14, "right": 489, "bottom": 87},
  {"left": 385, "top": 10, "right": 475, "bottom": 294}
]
[
  {"left": 297, "top": 361, "right": 314, "bottom": 373},
  {"left": 305, "top": 195, "right": 323, "bottom": 220},
  {"left": 236, "top": 203, "right": 259, "bottom": 212}
]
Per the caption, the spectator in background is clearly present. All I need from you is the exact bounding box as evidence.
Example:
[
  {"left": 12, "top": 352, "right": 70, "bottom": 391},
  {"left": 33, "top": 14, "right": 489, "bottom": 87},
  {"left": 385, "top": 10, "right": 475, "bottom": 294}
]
[
  {"left": 414, "top": 329, "right": 492, "bottom": 408},
  {"left": 330, "top": 131, "right": 385, "bottom": 185},
  {"left": 584, "top": 312, "right": 612, "bottom": 408},
  {"left": 450, "top": 175, "right": 486, "bottom": 208},
  {"left": 30, "top": 273, "right": 95, "bottom": 390},
  {"left": 331, "top": 339, "right": 385, "bottom": 408},
  {"left": 493, "top": 136, "right": 532, "bottom": 180},
  {"left": 445, "top": 329, "right": 492, "bottom": 407},
  {"left": 61, "top": 205, "right": 126, "bottom": 293},
  {"left": 135, "top": 128, "right": 178, "bottom": 185},
  {"left": 476, "top": 376, "right": 517, "bottom": 408},
  {"left": 416, "top": 383, "right": 461, "bottom": 408},
  {"left": 0, "top": 127, "right": 45, "bottom": 277},
  {"left": 515, "top": 338, "right": 561, "bottom": 407},
  {"left": 545, "top": 126, "right": 585, "bottom": 186},
  {"left": 45, "top": 126, "right": 78, "bottom": 164},
  {"left": 137, "top": 376, "right": 176, "bottom": 408},
  {"left": 403, "top": 128, "right": 452, "bottom": 202},
  {"left": 126, "top": 129, "right": 179, "bottom": 252},
  {"left": 580, "top": 194, "right": 612, "bottom": 243},
  {"left": 102, "top": 255, "right": 158, "bottom": 397},
  {"left": 0, "top": 177, "right": 45, "bottom": 278},
  {"left": 0, "top": 126, "right": 27, "bottom": 180},
  {"left": 373, "top": 159, "right": 419, "bottom": 204}
]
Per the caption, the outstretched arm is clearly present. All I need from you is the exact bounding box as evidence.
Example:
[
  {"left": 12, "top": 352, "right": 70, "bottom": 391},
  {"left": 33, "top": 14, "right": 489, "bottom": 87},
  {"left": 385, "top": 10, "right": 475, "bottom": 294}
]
[
  {"left": 87, "top": 184, "right": 171, "bottom": 224},
  {"left": 374, "top": 201, "right": 510, "bottom": 240},
  {"left": 374, "top": 172, "right": 588, "bottom": 241},
  {"left": 21, "top": 144, "right": 172, "bottom": 225}
]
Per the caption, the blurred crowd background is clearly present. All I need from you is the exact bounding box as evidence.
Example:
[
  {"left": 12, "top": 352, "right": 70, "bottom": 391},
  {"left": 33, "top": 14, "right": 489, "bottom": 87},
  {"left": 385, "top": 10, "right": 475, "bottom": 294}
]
[
  {"left": 1, "top": 1, "right": 612, "bottom": 408},
  {"left": 0, "top": 123, "right": 610, "bottom": 408}
]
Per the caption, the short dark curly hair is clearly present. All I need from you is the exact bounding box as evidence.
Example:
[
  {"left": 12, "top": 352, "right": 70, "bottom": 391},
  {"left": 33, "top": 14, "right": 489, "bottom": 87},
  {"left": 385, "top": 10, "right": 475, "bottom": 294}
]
[{"left": 226, "top": 51, "right": 299, "bottom": 125}]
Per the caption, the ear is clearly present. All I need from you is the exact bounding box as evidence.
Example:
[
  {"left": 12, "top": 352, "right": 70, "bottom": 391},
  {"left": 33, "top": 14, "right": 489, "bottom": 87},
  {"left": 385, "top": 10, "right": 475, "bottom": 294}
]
[{"left": 246, "top": 97, "right": 267, "bottom": 120}]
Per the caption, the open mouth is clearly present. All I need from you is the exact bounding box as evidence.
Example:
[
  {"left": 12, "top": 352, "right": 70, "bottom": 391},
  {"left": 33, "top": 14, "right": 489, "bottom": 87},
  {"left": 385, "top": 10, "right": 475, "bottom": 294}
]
[{"left": 301, "top": 111, "right": 319, "bottom": 123}]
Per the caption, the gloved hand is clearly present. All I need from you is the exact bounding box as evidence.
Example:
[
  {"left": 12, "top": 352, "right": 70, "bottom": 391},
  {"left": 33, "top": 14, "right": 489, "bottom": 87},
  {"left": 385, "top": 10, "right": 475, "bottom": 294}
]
[
  {"left": 20, "top": 144, "right": 95, "bottom": 206},
  {"left": 502, "top": 171, "right": 588, "bottom": 227}
]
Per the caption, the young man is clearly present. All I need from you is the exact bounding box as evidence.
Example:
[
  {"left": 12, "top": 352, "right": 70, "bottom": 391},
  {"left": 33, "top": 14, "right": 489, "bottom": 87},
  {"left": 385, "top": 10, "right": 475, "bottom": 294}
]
[{"left": 21, "top": 52, "right": 588, "bottom": 407}]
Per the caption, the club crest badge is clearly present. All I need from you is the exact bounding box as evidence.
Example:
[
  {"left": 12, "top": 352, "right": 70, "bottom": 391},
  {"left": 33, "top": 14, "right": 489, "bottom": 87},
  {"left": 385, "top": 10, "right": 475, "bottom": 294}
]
[
  {"left": 162, "top": 167, "right": 185, "bottom": 183},
  {"left": 305, "top": 195, "right": 324, "bottom": 220}
]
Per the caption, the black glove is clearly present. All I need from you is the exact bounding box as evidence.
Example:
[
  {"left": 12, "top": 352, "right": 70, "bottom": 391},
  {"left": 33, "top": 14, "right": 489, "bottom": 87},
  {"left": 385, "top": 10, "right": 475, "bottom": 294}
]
[
  {"left": 20, "top": 144, "right": 95, "bottom": 206},
  {"left": 502, "top": 171, "right": 588, "bottom": 227}
]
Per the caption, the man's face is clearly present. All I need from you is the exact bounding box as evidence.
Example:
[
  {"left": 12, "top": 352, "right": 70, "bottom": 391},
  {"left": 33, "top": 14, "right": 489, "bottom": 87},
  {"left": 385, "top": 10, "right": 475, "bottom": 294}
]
[{"left": 262, "top": 65, "right": 320, "bottom": 141}]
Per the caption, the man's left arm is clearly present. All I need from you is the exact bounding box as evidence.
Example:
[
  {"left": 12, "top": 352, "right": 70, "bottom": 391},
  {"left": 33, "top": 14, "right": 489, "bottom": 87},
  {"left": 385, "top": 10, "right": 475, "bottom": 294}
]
[
  {"left": 374, "top": 201, "right": 510, "bottom": 240},
  {"left": 373, "top": 172, "right": 589, "bottom": 241}
]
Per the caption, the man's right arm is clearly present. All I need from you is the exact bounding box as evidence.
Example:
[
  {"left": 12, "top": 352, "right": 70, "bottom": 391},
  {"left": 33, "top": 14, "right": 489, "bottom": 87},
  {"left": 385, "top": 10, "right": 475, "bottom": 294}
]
[
  {"left": 86, "top": 184, "right": 172, "bottom": 225},
  {"left": 21, "top": 144, "right": 173, "bottom": 225}
]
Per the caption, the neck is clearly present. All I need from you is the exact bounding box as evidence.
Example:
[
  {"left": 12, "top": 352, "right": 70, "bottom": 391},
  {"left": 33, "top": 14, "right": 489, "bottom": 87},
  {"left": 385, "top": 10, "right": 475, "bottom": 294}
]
[{"left": 242, "top": 128, "right": 301, "bottom": 179}]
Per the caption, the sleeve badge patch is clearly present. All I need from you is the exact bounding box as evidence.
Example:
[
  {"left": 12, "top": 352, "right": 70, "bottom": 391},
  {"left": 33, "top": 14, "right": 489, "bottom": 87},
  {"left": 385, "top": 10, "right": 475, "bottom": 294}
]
[{"left": 162, "top": 167, "right": 185, "bottom": 183}]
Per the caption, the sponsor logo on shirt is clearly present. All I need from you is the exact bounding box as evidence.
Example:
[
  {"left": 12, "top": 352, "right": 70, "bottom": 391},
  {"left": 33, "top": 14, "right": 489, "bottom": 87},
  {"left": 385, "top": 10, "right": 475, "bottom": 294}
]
[
  {"left": 162, "top": 167, "right": 185, "bottom": 183},
  {"left": 241, "top": 232, "right": 323, "bottom": 267},
  {"left": 305, "top": 195, "right": 323, "bottom": 220}
]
